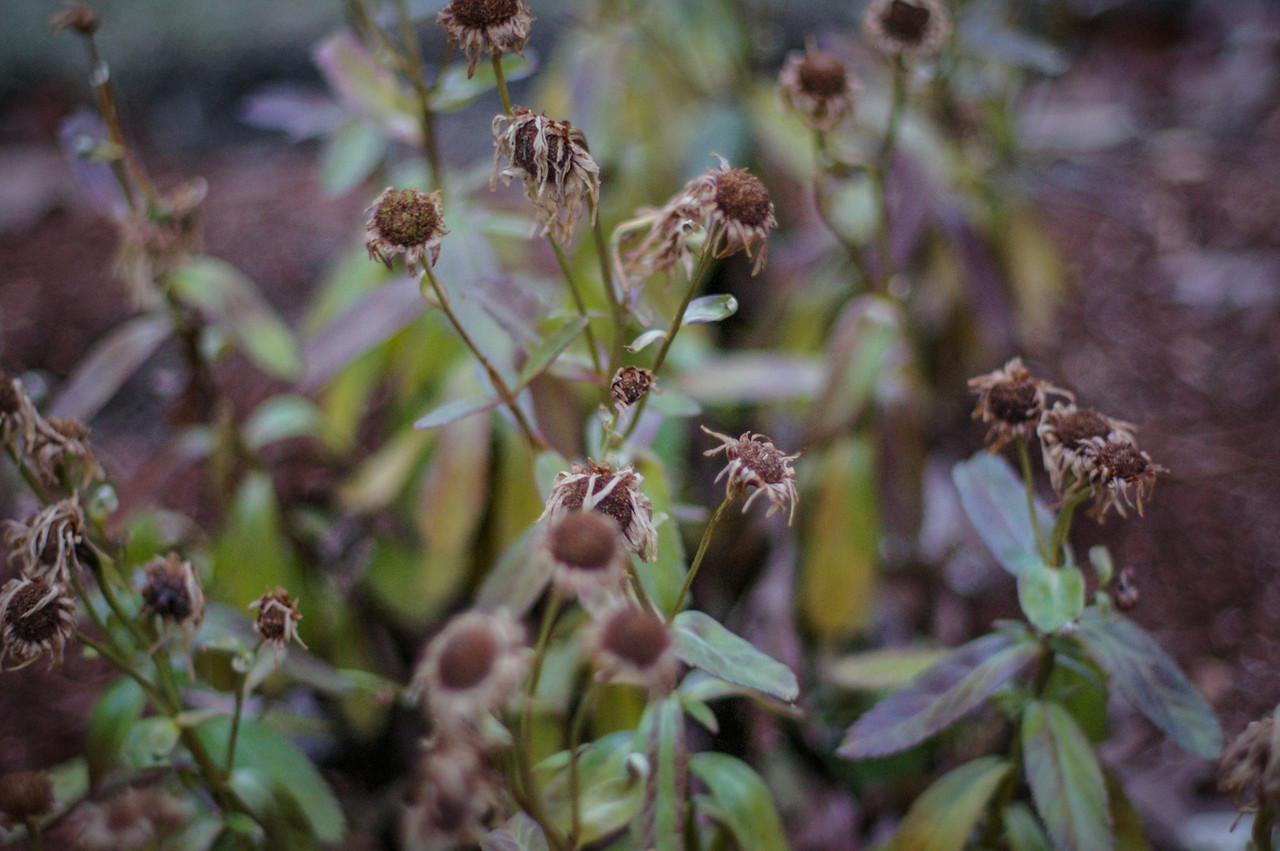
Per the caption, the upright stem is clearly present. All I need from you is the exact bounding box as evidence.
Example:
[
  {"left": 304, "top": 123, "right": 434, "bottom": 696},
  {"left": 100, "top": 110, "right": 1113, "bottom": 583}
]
[
  {"left": 1254, "top": 800, "right": 1276, "bottom": 851},
  {"left": 810, "top": 130, "right": 874, "bottom": 287},
  {"left": 872, "top": 58, "right": 907, "bottom": 291},
  {"left": 492, "top": 53, "right": 514, "bottom": 115},
  {"left": 567, "top": 681, "right": 601, "bottom": 849},
  {"left": 1046, "top": 489, "right": 1089, "bottom": 568},
  {"left": 393, "top": 0, "right": 443, "bottom": 190},
  {"left": 516, "top": 596, "right": 569, "bottom": 851},
  {"left": 1017, "top": 439, "right": 1048, "bottom": 562},
  {"left": 23, "top": 817, "right": 43, "bottom": 851},
  {"left": 549, "top": 236, "right": 604, "bottom": 377},
  {"left": 590, "top": 206, "right": 627, "bottom": 377},
  {"left": 668, "top": 494, "right": 734, "bottom": 620}
]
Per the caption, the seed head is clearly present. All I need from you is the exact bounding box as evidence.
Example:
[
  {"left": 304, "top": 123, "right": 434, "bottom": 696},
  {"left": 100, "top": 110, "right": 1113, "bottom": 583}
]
[
  {"left": 545, "top": 510, "right": 629, "bottom": 602},
  {"left": 115, "top": 179, "right": 206, "bottom": 308},
  {"left": 1037, "top": 402, "right": 1136, "bottom": 495},
  {"left": 701, "top": 426, "right": 802, "bottom": 524},
  {"left": 3, "top": 498, "right": 87, "bottom": 584},
  {"left": 412, "top": 611, "right": 526, "bottom": 731},
  {"left": 28, "top": 414, "right": 104, "bottom": 489},
  {"left": 139, "top": 553, "right": 204, "bottom": 630},
  {"left": 365, "top": 187, "right": 448, "bottom": 274},
  {"left": 863, "top": 0, "right": 950, "bottom": 58},
  {"left": 1081, "top": 437, "right": 1163, "bottom": 521},
  {"left": 0, "top": 576, "right": 77, "bottom": 672},
  {"left": 610, "top": 366, "right": 655, "bottom": 411},
  {"left": 250, "top": 588, "right": 306, "bottom": 657},
  {"left": 437, "top": 0, "right": 533, "bottom": 78},
  {"left": 403, "top": 738, "right": 502, "bottom": 846},
  {"left": 0, "top": 370, "right": 39, "bottom": 456},
  {"left": 588, "top": 604, "right": 678, "bottom": 693},
  {"left": 1221, "top": 708, "right": 1280, "bottom": 818},
  {"left": 492, "top": 108, "right": 600, "bottom": 245},
  {"left": 779, "top": 47, "right": 858, "bottom": 130},
  {"left": 968, "top": 357, "right": 1071, "bottom": 453},
  {"left": 681, "top": 156, "right": 777, "bottom": 274},
  {"left": 74, "top": 786, "right": 190, "bottom": 851},
  {"left": 0, "top": 771, "right": 54, "bottom": 830},
  {"left": 540, "top": 460, "right": 658, "bottom": 561}
]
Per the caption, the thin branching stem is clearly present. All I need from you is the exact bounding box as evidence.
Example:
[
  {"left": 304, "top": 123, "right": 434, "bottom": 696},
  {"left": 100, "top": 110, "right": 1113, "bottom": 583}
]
[
  {"left": 549, "top": 236, "right": 604, "bottom": 377},
  {"left": 872, "top": 57, "right": 907, "bottom": 291},
  {"left": 517, "top": 595, "right": 570, "bottom": 851},
  {"left": 668, "top": 493, "right": 734, "bottom": 620},
  {"left": 590, "top": 204, "right": 627, "bottom": 377},
  {"left": 393, "top": 0, "right": 443, "bottom": 191},
  {"left": 493, "top": 53, "right": 514, "bottom": 115},
  {"left": 567, "top": 679, "right": 600, "bottom": 849},
  {"left": 1017, "top": 438, "right": 1048, "bottom": 562}
]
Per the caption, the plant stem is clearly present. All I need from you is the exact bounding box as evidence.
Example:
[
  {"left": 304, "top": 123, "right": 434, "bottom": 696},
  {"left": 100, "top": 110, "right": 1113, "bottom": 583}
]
[
  {"left": 75, "top": 630, "right": 168, "bottom": 708},
  {"left": 493, "top": 53, "right": 513, "bottom": 115},
  {"left": 1017, "top": 438, "right": 1048, "bottom": 562},
  {"left": 567, "top": 680, "right": 600, "bottom": 849},
  {"left": 1254, "top": 800, "right": 1276, "bottom": 851},
  {"left": 516, "top": 595, "right": 570, "bottom": 851},
  {"left": 1046, "top": 489, "right": 1090, "bottom": 568},
  {"left": 810, "top": 130, "right": 874, "bottom": 286},
  {"left": 872, "top": 57, "right": 907, "bottom": 291},
  {"left": 668, "top": 494, "right": 734, "bottom": 620},
  {"left": 24, "top": 816, "right": 43, "bottom": 851},
  {"left": 590, "top": 205, "right": 627, "bottom": 377},
  {"left": 393, "top": 0, "right": 443, "bottom": 191},
  {"left": 421, "top": 265, "right": 548, "bottom": 450},
  {"left": 549, "top": 236, "right": 604, "bottom": 377}
]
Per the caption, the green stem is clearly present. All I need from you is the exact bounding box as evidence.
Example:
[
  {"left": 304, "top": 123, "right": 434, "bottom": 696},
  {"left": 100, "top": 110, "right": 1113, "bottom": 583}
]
[
  {"left": 872, "top": 58, "right": 907, "bottom": 291},
  {"left": 393, "top": 0, "right": 442, "bottom": 191},
  {"left": 1046, "top": 489, "right": 1089, "bottom": 568},
  {"left": 421, "top": 265, "right": 548, "bottom": 451},
  {"left": 1254, "top": 800, "right": 1276, "bottom": 851},
  {"left": 567, "top": 680, "right": 600, "bottom": 849},
  {"left": 5, "top": 446, "right": 53, "bottom": 505},
  {"left": 75, "top": 630, "right": 169, "bottom": 709},
  {"left": 517, "top": 596, "right": 570, "bottom": 851},
  {"left": 24, "top": 816, "right": 43, "bottom": 851},
  {"left": 492, "top": 53, "right": 513, "bottom": 115},
  {"left": 590, "top": 206, "right": 627, "bottom": 378},
  {"left": 1017, "top": 439, "right": 1048, "bottom": 562},
  {"left": 810, "top": 131, "right": 873, "bottom": 286},
  {"left": 549, "top": 236, "right": 604, "bottom": 377},
  {"left": 668, "top": 494, "right": 734, "bottom": 620}
]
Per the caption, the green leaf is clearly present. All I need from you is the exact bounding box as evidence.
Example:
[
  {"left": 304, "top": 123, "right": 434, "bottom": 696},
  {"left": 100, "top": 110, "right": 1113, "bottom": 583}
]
[
  {"left": 86, "top": 677, "right": 146, "bottom": 785},
  {"left": 482, "top": 813, "right": 551, "bottom": 851},
  {"left": 474, "top": 526, "right": 549, "bottom": 618},
  {"left": 1017, "top": 559, "right": 1085, "bottom": 633},
  {"left": 952, "top": 452, "right": 1054, "bottom": 576},
  {"left": 681, "top": 294, "right": 738, "bottom": 325},
  {"left": 212, "top": 471, "right": 302, "bottom": 611},
  {"left": 1004, "top": 802, "right": 1053, "bottom": 851},
  {"left": 1104, "top": 769, "right": 1151, "bottom": 850},
  {"left": 170, "top": 257, "right": 303, "bottom": 381},
  {"left": 672, "top": 610, "right": 799, "bottom": 702},
  {"left": 890, "top": 756, "right": 1012, "bottom": 851},
  {"left": 1088, "top": 545, "right": 1114, "bottom": 587},
  {"left": 49, "top": 313, "right": 172, "bottom": 421},
  {"left": 320, "top": 119, "right": 386, "bottom": 197},
  {"left": 809, "top": 295, "right": 901, "bottom": 436},
  {"left": 243, "top": 394, "right": 322, "bottom": 450},
  {"left": 633, "top": 696, "right": 685, "bottom": 851},
  {"left": 677, "top": 353, "right": 823, "bottom": 405},
  {"left": 123, "top": 717, "right": 181, "bottom": 768},
  {"left": 1022, "top": 700, "right": 1112, "bottom": 851},
  {"left": 413, "top": 394, "right": 501, "bottom": 430},
  {"left": 515, "top": 315, "right": 589, "bottom": 391},
  {"left": 689, "top": 752, "right": 788, "bottom": 851},
  {"left": 824, "top": 646, "right": 948, "bottom": 692},
  {"left": 1075, "top": 608, "right": 1223, "bottom": 759},
  {"left": 647, "top": 388, "right": 701, "bottom": 417},
  {"left": 537, "top": 732, "right": 643, "bottom": 844},
  {"left": 838, "top": 630, "right": 1039, "bottom": 758},
  {"left": 625, "top": 328, "right": 667, "bottom": 353},
  {"left": 312, "top": 31, "right": 417, "bottom": 141},
  {"left": 432, "top": 52, "right": 536, "bottom": 113},
  {"left": 633, "top": 455, "right": 686, "bottom": 613}
]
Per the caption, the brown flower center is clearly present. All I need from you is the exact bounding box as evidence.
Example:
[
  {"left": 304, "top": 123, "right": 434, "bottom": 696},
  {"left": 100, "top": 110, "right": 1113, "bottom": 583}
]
[
  {"left": 714, "top": 169, "right": 772, "bottom": 228},
  {"left": 1096, "top": 442, "right": 1149, "bottom": 480},
  {"left": 0, "top": 771, "right": 54, "bottom": 821},
  {"left": 373, "top": 190, "right": 442, "bottom": 247},
  {"left": 1055, "top": 409, "right": 1113, "bottom": 449},
  {"left": 6, "top": 581, "right": 64, "bottom": 644},
  {"left": 437, "top": 622, "right": 499, "bottom": 691},
  {"left": 797, "top": 53, "right": 848, "bottom": 98},
  {"left": 513, "top": 119, "right": 569, "bottom": 175},
  {"left": 738, "top": 439, "right": 786, "bottom": 485},
  {"left": 446, "top": 0, "right": 520, "bottom": 28},
  {"left": 143, "top": 565, "right": 193, "bottom": 620},
  {"left": 987, "top": 381, "right": 1039, "bottom": 424},
  {"left": 882, "top": 0, "right": 932, "bottom": 43},
  {"left": 549, "top": 511, "right": 619, "bottom": 570},
  {"left": 0, "top": 373, "right": 18, "bottom": 417},
  {"left": 611, "top": 367, "right": 654, "bottom": 408},
  {"left": 561, "top": 470, "right": 639, "bottom": 533},
  {"left": 602, "top": 609, "right": 670, "bottom": 669}
]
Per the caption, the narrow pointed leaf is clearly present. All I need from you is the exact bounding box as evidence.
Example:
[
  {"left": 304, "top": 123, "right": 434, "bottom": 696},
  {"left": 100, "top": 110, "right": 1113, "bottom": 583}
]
[
  {"left": 690, "top": 753, "right": 788, "bottom": 851},
  {"left": 839, "top": 630, "right": 1039, "bottom": 758},
  {"left": 1022, "top": 700, "right": 1112, "bottom": 851},
  {"left": 672, "top": 610, "right": 799, "bottom": 702},
  {"left": 681, "top": 294, "right": 738, "bottom": 324},
  {"left": 1075, "top": 608, "right": 1223, "bottom": 759},
  {"left": 952, "top": 452, "right": 1054, "bottom": 576},
  {"left": 515, "top": 315, "right": 589, "bottom": 391},
  {"left": 633, "top": 696, "right": 685, "bottom": 851},
  {"left": 1004, "top": 802, "right": 1053, "bottom": 851},
  {"left": 50, "top": 314, "right": 171, "bottom": 421},
  {"left": 312, "top": 31, "right": 417, "bottom": 141},
  {"left": 413, "top": 395, "right": 500, "bottom": 430},
  {"left": 890, "top": 757, "right": 1012, "bottom": 851},
  {"left": 626, "top": 328, "right": 667, "bottom": 353},
  {"left": 243, "top": 394, "right": 322, "bottom": 449},
  {"left": 1017, "top": 559, "right": 1085, "bottom": 633}
]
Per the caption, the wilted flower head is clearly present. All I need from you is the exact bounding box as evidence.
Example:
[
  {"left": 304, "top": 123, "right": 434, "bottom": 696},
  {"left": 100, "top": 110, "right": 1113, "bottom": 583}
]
[
  {"left": 403, "top": 738, "right": 502, "bottom": 847},
  {"left": 251, "top": 588, "right": 306, "bottom": 655},
  {"left": 74, "top": 786, "right": 190, "bottom": 851},
  {"left": 1037, "top": 402, "right": 1136, "bottom": 495},
  {"left": 544, "top": 510, "right": 629, "bottom": 603},
  {"left": 412, "top": 610, "right": 527, "bottom": 729},
  {"left": 0, "top": 576, "right": 77, "bottom": 671},
  {"left": 587, "top": 603, "right": 679, "bottom": 693},
  {"left": 492, "top": 108, "right": 600, "bottom": 245},
  {"left": 702, "top": 426, "right": 802, "bottom": 524},
  {"left": 540, "top": 460, "right": 658, "bottom": 561},
  {"left": 51, "top": 2, "right": 101, "bottom": 36},
  {"left": 610, "top": 366, "right": 655, "bottom": 411},
  {"left": 0, "top": 770, "right": 54, "bottom": 831},
  {"left": 0, "top": 369, "right": 40, "bottom": 453},
  {"left": 365, "top": 187, "right": 448, "bottom": 274},
  {"left": 681, "top": 155, "right": 777, "bottom": 274},
  {"left": 779, "top": 46, "right": 858, "bottom": 130},
  {"left": 968, "top": 357, "right": 1070, "bottom": 452},
  {"left": 862, "top": 0, "right": 950, "bottom": 58},
  {"left": 1220, "top": 708, "right": 1280, "bottom": 818},
  {"left": 28, "top": 415, "right": 103, "bottom": 489},
  {"left": 139, "top": 553, "right": 204, "bottom": 631},
  {"left": 436, "top": 0, "right": 533, "bottom": 77},
  {"left": 1081, "top": 437, "right": 1163, "bottom": 521},
  {"left": 115, "top": 179, "right": 207, "bottom": 307},
  {"left": 3, "top": 497, "right": 88, "bottom": 584},
  {"left": 611, "top": 197, "right": 704, "bottom": 293}
]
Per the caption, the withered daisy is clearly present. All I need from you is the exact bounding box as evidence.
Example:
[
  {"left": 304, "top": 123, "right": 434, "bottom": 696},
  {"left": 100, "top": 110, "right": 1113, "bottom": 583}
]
[
  {"left": 403, "top": 737, "right": 502, "bottom": 847},
  {"left": 544, "top": 510, "right": 629, "bottom": 603},
  {"left": 1081, "top": 437, "right": 1163, "bottom": 521},
  {"left": 681, "top": 155, "right": 777, "bottom": 275},
  {"left": 587, "top": 603, "right": 679, "bottom": 693},
  {"left": 28, "top": 415, "right": 103, "bottom": 489},
  {"left": 1037, "top": 402, "right": 1136, "bottom": 496},
  {"left": 0, "top": 369, "right": 39, "bottom": 454},
  {"left": 862, "top": 0, "right": 950, "bottom": 59},
  {"left": 610, "top": 366, "right": 655, "bottom": 412},
  {"left": 968, "top": 357, "right": 1071, "bottom": 453},
  {"left": 412, "top": 610, "right": 527, "bottom": 729},
  {"left": 3, "top": 498, "right": 88, "bottom": 584},
  {"left": 1220, "top": 710, "right": 1280, "bottom": 816},
  {"left": 250, "top": 588, "right": 307, "bottom": 656},
  {"left": 778, "top": 46, "right": 859, "bottom": 131},
  {"left": 611, "top": 197, "right": 704, "bottom": 292},
  {"left": 492, "top": 107, "right": 601, "bottom": 245},
  {"left": 701, "top": 426, "right": 802, "bottom": 524},
  {"left": 540, "top": 460, "right": 658, "bottom": 562},
  {"left": 436, "top": 0, "right": 533, "bottom": 78},
  {"left": 0, "top": 576, "right": 77, "bottom": 672},
  {"left": 0, "top": 770, "right": 54, "bottom": 831},
  {"left": 365, "top": 187, "right": 448, "bottom": 274},
  {"left": 139, "top": 553, "right": 205, "bottom": 633},
  {"left": 115, "top": 179, "right": 207, "bottom": 309},
  {"left": 74, "top": 786, "right": 190, "bottom": 851}
]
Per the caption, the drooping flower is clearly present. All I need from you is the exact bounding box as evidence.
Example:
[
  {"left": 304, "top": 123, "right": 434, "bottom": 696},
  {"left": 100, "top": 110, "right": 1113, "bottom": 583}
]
[
  {"left": 365, "top": 187, "right": 448, "bottom": 274},
  {"left": 0, "top": 369, "right": 40, "bottom": 454},
  {"left": 0, "top": 576, "right": 77, "bottom": 672},
  {"left": 611, "top": 197, "right": 704, "bottom": 293},
  {"left": 403, "top": 737, "right": 503, "bottom": 847},
  {"left": 1220, "top": 707, "right": 1280, "bottom": 820},
  {"left": 587, "top": 603, "right": 679, "bottom": 693},
  {"left": 139, "top": 553, "right": 205, "bottom": 632},
  {"left": 701, "top": 426, "right": 802, "bottom": 524},
  {"left": 28, "top": 415, "right": 103, "bottom": 489},
  {"left": 862, "top": 0, "right": 950, "bottom": 59},
  {"left": 778, "top": 46, "right": 858, "bottom": 130},
  {"left": 2, "top": 498, "right": 88, "bottom": 584},
  {"left": 968, "top": 357, "right": 1071, "bottom": 453},
  {"left": 250, "top": 588, "right": 307, "bottom": 656},
  {"left": 412, "top": 610, "right": 527, "bottom": 730},
  {"left": 73, "top": 786, "right": 190, "bottom": 851},
  {"left": 610, "top": 366, "right": 655, "bottom": 412},
  {"left": 115, "top": 179, "right": 207, "bottom": 308},
  {"left": 492, "top": 108, "right": 601, "bottom": 245},
  {"left": 540, "top": 460, "right": 658, "bottom": 561},
  {"left": 1037, "top": 402, "right": 1136, "bottom": 496},
  {"left": 1080, "top": 437, "right": 1163, "bottom": 521},
  {"left": 436, "top": 0, "right": 533, "bottom": 78},
  {"left": 680, "top": 155, "right": 777, "bottom": 275}
]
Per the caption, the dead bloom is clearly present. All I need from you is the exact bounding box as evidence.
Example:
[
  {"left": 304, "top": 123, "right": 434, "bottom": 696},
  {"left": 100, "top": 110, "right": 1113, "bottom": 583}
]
[
  {"left": 251, "top": 588, "right": 307, "bottom": 656},
  {"left": 587, "top": 603, "right": 679, "bottom": 693},
  {"left": 1037, "top": 402, "right": 1136, "bottom": 496},
  {"left": 411, "top": 610, "right": 526, "bottom": 730},
  {"left": 779, "top": 46, "right": 858, "bottom": 130},
  {"left": 863, "top": 0, "right": 950, "bottom": 58},
  {"left": 0, "top": 576, "right": 77, "bottom": 672},
  {"left": 702, "top": 426, "right": 802, "bottom": 524},
  {"left": 365, "top": 187, "right": 448, "bottom": 274},
  {"left": 492, "top": 108, "right": 600, "bottom": 245},
  {"left": 540, "top": 460, "right": 658, "bottom": 561},
  {"left": 968, "top": 357, "right": 1071, "bottom": 452},
  {"left": 610, "top": 366, "right": 655, "bottom": 411},
  {"left": 3, "top": 498, "right": 88, "bottom": 584},
  {"left": 436, "top": 0, "right": 533, "bottom": 77}
]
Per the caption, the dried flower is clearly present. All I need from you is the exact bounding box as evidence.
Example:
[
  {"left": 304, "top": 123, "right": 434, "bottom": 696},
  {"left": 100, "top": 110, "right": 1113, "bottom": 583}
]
[
  {"left": 540, "top": 460, "right": 658, "bottom": 561},
  {"left": 436, "top": 0, "right": 533, "bottom": 78},
  {"left": 0, "top": 771, "right": 54, "bottom": 830},
  {"left": 1037, "top": 402, "right": 1136, "bottom": 496},
  {"left": 74, "top": 786, "right": 190, "bottom": 851},
  {"left": 365, "top": 187, "right": 448, "bottom": 274},
  {"left": 3, "top": 498, "right": 88, "bottom": 584},
  {"left": 779, "top": 46, "right": 858, "bottom": 130},
  {"left": 0, "top": 576, "right": 77, "bottom": 671},
  {"left": 115, "top": 180, "right": 207, "bottom": 307},
  {"left": 702, "top": 426, "right": 802, "bottom": 524},
  {"left": 611, "top": 197, "right": 704, "bottom": 292},
  {"left": 403, "top": 738, "right": 502, "bottom": 847},
  {"left": 610, "top": 366, "right": 655, "bottom": 411},
  {"left": 968, "top": 357, "right": 1071, "bottom": 452},
  {"left": 492, "top": 108, "right": 601, "bottom": 245},
  {"left": 1081, "top": 437, "right": 1163, "bottom": 521},
  {"left": 139, "top": 553, "right": 204, "bottom": 631},
  {"left": 0, "top": 370, "right": 39, "bottom": 453},
  {"left": 51, "top": 2, "right": 101, "bottom": 35},
  {"left": 862, "top": 0, "right": 950, "bottom": 58},
  {"left": 681, "top": 155, "right": 777, "bottom": 274},
  {"left": 587, "top": 603, "right": 679, "bottom": 693},
  {"left": 412, "top": 611, "right": 527, "bottom": 729},
  {"left": 545, "top": 510, "right": 629, "bottom": 602},
  {"left": 250, "top": 588, "right": 306, "bottom": 655},
  {"left": 1220, "top": 708, "right": 1280, "bottom": 818},
  {"left": 27, "top": 415, "right": 104, "bottom": 489}
]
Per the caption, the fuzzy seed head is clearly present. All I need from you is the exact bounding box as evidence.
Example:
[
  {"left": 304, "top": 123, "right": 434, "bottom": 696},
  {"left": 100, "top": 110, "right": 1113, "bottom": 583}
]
[
  {"left": 1056, "top": 408, "right": 1114, "bottom": 449},
  {"left": 414, "top": 611, "right": 527, "bottom": 730},
  {"left": 702, "top": 426, "right": 802, "bottom": 524},
  {"left": 0, "top": 771, "right": 54, "bottom": 828},
  {"left": 715, "top": 169, "right": 773, "bottom": 228},
  {"left": 448, "top": 0, "right": 519, "bottom": 28},
  {"left": 366, "top": 187, "right": 448, "bottom": 274},
  {"left": 1037, "top": 401, "right": 1137, "bottom": 496},
  {"left": 610, "top": 366, "right": 655, "bottom": 411},
  {"left": 0, "top": 576, "right": 77, "bottom": 671},
  {"left": 549, "top": 511, "right": 620, "bottom": 571},
  {"left": 251, "top": 588, "right": 306, "bottom": 655},
  {"left": 436, "top": 621, "right": 500, "bottom": 691},
  {"left": 437, "top": 0, "right": 533, "bottom": 77},
  {"left": 541, "top": 461, "right": 658, "bottom": 561},
  {"left": 863, "top": 0, "right": 950, "bottom": 58},
  {"left": 140, "top": 553, "right": 204, "bottom": 628},
  {"left": 797, "top": 53, "right": 848, "bottom": 97},
  {"left": 589, "top": 605, "right": 678, "bottom": 692},
  {"left": 680, "top": 156, "right": 777, "bottom": 274},
  {"left": 492, "top": 108, "right": 600, "bottom": 245}
]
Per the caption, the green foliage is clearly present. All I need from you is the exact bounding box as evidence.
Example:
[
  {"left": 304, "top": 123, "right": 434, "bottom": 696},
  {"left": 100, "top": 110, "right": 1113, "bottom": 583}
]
[{"left": 890, "top": 756, "right": 1013, "bottom": 851}]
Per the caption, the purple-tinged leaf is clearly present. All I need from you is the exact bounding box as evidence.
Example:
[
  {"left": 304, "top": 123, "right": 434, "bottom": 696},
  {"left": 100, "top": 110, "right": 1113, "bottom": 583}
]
[
  {"left": 681, "top": 294, "right": 738, "bottom": 325},
  {"left": 672, "top": 610, "right": 799, "bottom": 703},
  {"left": 57, "top": 109, "right": 127, "bottom": 217},
  {"left": 301, "top": 277, "right": 422, "bottom": 390},
  {"left": 312, "top": 31, "right": 417, "bottom": 142},
  {"left": 50, "top": 314, "right": 171, "bottom": 421},
  {"left": 890, "top": 757, "right": 1012, "bottom": 851},
  {"left": 677, "top": 353, "right": 823, "bottom": 405},
  {"left": 952, "top": 452, "right": 1054, "bottom": 576},
  {"left": 239, "top": 85, "right": 346, "bottom": 142},
  {"left": 838, "top": 630, "right": 1039, "bottom": 758},
  {"left": 625, "top": 328, "right": 667, "bottom": 353},
  {"left": 514, "top": 315, "right": 588, "bottom": 391},
  {"left": 413, "top": 395, "right": 500, "bottom": 430}
]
